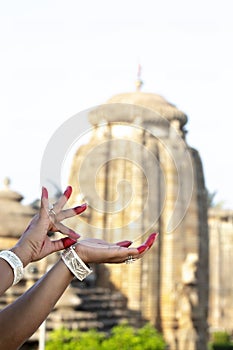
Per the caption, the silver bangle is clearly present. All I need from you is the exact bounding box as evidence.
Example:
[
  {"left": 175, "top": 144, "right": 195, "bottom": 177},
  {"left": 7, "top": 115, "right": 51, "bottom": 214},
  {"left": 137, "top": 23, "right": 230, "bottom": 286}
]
[
  {"left": 61, "top": 244, "right": 92, "bottom": 281},
  {"left": 0, "top": 250, "right": 24, "bottom": 285}
]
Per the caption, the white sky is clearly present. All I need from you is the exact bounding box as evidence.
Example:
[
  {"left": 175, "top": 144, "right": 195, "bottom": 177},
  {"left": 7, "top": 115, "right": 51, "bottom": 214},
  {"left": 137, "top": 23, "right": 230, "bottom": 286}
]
[{"left": 0, "top": 0, "right": 232, "bottom": 208}]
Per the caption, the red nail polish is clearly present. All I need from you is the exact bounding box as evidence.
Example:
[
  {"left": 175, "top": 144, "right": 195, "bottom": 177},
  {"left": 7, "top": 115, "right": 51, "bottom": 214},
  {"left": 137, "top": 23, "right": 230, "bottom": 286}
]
[
  {"left": 64, "top": 186, "right": 72, "bottom": 199},
  {"left": 42, "top": 187, "right": 48, "bottom": 199},
  {"left": 62, "top": 237, "right": 77, "bottom": 249},
  {"left": 117, "top": 240, "right": 132, "bottom": 247},
  {"left": 73, "top": 204, "right": 87, "bottom": 214},
  {"left": 145, "top": 232, "right": 159, "bottom": 248},
  {"left": 69, "top": 229, "right": 81, "bottom": 239},
  {"left": 137, "top": 244, "right": 148, "bottom": 254}
]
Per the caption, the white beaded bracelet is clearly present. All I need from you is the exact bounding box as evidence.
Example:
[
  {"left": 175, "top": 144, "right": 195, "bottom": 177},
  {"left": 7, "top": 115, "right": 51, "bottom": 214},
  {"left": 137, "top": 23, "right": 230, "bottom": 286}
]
[
  {"left": 61, "top": 244, "right": 92, "bottom": 281},
  {"left": 0, "top": 250, "right": 24, "bottom": 285}
]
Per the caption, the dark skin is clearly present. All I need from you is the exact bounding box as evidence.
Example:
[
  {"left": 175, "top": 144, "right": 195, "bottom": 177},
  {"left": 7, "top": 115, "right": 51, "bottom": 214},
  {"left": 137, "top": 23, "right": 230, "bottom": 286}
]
[{"left": 0, "top": 186, "right": 158, "bottom": 350}]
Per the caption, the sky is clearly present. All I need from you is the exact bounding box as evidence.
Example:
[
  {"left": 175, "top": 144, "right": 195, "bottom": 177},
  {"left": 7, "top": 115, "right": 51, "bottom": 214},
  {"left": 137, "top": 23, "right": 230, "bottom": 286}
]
[{"left": 0, "top": 0, "right": 232, "bottom": 208}]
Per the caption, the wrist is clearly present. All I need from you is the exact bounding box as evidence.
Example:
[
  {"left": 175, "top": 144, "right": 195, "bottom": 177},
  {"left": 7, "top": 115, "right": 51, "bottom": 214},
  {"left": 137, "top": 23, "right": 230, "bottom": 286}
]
[
  {"left": 0, "top": 250, "right": 24, "bottom": 285},
  {"left": 61, "top": 244, "right": 92, "bottom": 281},
  {"left": 10, "top": 245, "right": 31, "bottom": 267},
  {"left": 73, "top": 243, "right": 89, "bottom": 264}
]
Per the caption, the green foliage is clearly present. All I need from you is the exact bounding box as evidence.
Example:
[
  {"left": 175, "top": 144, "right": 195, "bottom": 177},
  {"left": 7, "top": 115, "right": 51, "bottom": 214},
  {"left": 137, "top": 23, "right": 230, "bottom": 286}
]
[
  {"left": 101, "top": 323, "right": 166, "bottom": 350},
  {"left": 46, "top": 328, "right": 104, "bottom": 350},
  {"left": 46, "top": 323, "right": 166, "bottom": 350},
  {"left": 212, "top": 331, "right": 231, "bottom": 344},
  {"left": 209, "top": 331, "right": 233, "bottom": 350}
]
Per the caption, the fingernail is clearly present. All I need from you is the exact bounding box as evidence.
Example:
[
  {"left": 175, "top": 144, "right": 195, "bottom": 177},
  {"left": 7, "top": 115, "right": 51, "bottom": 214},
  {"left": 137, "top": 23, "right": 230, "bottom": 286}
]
[
  {"left": 118, "top": 240, "right": 132, "bottom": 247},
  {"left": 137, "top": 244, "right": 148, "bottom": 254},
  {"left": 64, "top": 186, "right": 72, "bottom": 199},
  {"left": 42, "top": 187, "right": 48, "bottom": 199},
  {"left": 145, "top": 232, "right": 159, "bottom": 248},
  {"left": 69, "top": 229, "right": 81, "bottom": 239},
  {"left": 62, "top": 237, "right": 77, "bottom": 249},
  {"left": 74, "top": 203, "right": 87, "bottom": 214}
]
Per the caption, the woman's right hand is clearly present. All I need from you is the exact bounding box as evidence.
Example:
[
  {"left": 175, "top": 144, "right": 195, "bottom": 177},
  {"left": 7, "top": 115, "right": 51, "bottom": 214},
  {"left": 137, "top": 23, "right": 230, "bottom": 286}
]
[{"left": 11, "top": 186, "right": 87, "bottom": 266}]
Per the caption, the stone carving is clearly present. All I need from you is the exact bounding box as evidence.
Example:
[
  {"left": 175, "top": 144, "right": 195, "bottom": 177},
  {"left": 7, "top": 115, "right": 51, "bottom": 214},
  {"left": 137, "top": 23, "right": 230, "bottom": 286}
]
[
  {"left": 175, "top": 254, "right": 199, "bottom": 350},
  {"left": 68, "top": 92, "right": 209, "bottom": 349}
]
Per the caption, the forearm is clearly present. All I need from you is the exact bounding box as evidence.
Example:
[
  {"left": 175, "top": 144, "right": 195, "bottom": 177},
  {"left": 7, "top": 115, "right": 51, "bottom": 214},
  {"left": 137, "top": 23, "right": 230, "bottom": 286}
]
[
  {"left": 0, "top": 259, "right": 15, "bottom": 295},
  {"left": 0, "top": 246, "right": 29, "bottom": 296},
  {"left": 0, "top": 259, "right": 73, "bottom": 350}
]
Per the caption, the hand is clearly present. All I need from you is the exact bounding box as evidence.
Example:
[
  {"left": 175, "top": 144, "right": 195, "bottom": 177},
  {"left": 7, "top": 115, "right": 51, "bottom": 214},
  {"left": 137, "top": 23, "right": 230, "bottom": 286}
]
[
  {"left": 11, "top": 186, "right": 87, "bottom": 266},
  {"left": 74, "top": 233, "right": 158, "bottom": 264}
]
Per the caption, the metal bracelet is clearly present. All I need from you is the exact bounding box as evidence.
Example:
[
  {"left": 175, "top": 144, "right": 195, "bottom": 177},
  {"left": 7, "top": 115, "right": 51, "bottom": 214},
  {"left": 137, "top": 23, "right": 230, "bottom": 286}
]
[
  {"left": 0, "top": 250, "right": 24, "bottom": 285},
  {"left": 61, "top": 244, "right": 92, "bottom": 281}
]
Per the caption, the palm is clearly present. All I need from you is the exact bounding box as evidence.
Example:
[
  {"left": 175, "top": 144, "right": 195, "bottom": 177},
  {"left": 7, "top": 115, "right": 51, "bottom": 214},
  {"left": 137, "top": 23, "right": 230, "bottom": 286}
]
[{"left": 75, "top": 235, "right": 157, "bottom": 265}]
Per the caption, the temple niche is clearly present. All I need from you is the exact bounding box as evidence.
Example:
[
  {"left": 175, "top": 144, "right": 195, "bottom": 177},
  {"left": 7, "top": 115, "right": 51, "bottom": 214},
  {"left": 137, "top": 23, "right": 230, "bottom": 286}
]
[{"left": 68, "top": 91, "right": 209, "bottom": 350}]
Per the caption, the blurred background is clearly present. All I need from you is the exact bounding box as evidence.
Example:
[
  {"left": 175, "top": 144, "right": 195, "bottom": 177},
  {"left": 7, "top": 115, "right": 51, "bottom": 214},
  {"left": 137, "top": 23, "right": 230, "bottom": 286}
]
[
  {"left": 1, "top": 2, "right": 233, "bottom": 349},
  {"left": 0, "top": 0, "right": 232, "bottom": 208}
]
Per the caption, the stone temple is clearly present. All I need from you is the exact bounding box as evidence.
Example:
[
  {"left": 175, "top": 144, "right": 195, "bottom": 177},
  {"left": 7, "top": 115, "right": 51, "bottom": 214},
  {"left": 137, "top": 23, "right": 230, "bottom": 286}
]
[
  {"left": 68, "top": 91, "right": 209, "bottom": 349},
  {"left": 0, "top": 90, "right": 233, "bottom": 350}
]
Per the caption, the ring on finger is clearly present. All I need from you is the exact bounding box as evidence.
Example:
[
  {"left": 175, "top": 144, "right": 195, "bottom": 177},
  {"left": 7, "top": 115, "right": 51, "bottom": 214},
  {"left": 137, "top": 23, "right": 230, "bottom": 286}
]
[
  {"left": 125, "top": 255, "right": 137, "bottom": 264},
  {"left": 49, "top": 204, "right": 56, "bottom": 216}
]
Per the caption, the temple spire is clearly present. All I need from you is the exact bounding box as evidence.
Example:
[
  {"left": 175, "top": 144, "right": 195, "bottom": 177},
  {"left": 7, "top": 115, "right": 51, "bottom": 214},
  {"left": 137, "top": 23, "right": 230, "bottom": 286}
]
[{"left": 135, "top": 64, "right": 143, "bottom": 91}]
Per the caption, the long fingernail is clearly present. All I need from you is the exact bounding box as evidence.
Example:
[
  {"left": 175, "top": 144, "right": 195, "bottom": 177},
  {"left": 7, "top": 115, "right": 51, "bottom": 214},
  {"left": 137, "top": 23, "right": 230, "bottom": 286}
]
[
  {"left": 118, "top": 240, "right": 132, "bottom": 247},
  {"left": 42, "top": 187, "right": 48, "bottom": 199},
  {"left": 69, "top": 229, "right": 81, "bottom": 239},
  {"left": 64, "top": 186, "right": 72, "bottom": 199},
  {"left": 62, "top": 237, "right": 77, "bottom": 249},
  {"left": 145, "top": 232, "right": 159, "bottom": 248},
  {"left": 74, "top": 203, "right": 87, "bottom": 214},
  {"left": 137, "top": 244, "right": 148, "bottom": 254}
]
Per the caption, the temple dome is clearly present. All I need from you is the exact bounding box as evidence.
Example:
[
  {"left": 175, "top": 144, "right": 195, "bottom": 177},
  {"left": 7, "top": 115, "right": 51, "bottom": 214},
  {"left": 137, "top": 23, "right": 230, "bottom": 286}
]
[
  {"left": 107, "top": 92, "right": 187, "bottom": 126},
  {"left": 88, "top": 91, "right": 187, "bottom": 128}
]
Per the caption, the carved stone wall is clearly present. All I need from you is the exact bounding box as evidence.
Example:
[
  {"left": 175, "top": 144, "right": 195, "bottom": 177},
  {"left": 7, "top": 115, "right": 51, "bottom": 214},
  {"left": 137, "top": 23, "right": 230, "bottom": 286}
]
[
  {"left": 208, "top": 208, "right": 233, "bottom": 332},
  {"left": 68, "top": 92, "right": 209, "bottom": 350}
]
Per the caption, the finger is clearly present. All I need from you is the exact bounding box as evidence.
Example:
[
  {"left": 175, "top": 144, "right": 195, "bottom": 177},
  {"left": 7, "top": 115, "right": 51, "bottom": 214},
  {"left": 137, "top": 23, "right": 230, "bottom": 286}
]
[
  {"left": 39, "top": 187, "right": 49, "bottom": 219},
  {"left": 107, "top": 246, "right": 138, "bottom": 262},
  {"left": 116, "top": 233, "right": 159, "bottom": 262},
  {"left": 61, "top": 237, "right": 77, "bottom": 249},
  {"left": 50, "top": 237, "right": 77, "bottom": 253},
  {"left": 57, "top": 204, "right": 87, "bottom": 221},
  {"left": 116, "top": 240, "right": 132, "bottom": 248},
  {"left": 53, "top": 186, "right": 73, "bottom": 212},
  {"left": 137, "top": 244, "right": 148, "bottom": 254},
  {"left": 143, "top": 232, "right": 159, "bottom": 249},
  {"left": 55, "top": 221, "right": 81, "bottom": 239}
]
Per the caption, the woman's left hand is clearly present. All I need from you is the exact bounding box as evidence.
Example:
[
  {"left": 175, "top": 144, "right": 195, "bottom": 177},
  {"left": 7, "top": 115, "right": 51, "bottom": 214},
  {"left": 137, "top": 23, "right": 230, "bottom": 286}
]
[{"left": 74, "top": 233, "right": 159, "bottom": 265}]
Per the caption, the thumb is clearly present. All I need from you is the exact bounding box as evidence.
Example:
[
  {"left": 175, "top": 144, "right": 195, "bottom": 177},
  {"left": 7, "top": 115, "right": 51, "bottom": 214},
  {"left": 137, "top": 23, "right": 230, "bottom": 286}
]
[
  {"left": 50, "top": 237, "right": 77, "bottom": 253},
  {"left": 62, "top": 237, "right": 77, "bottom": 249}
]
